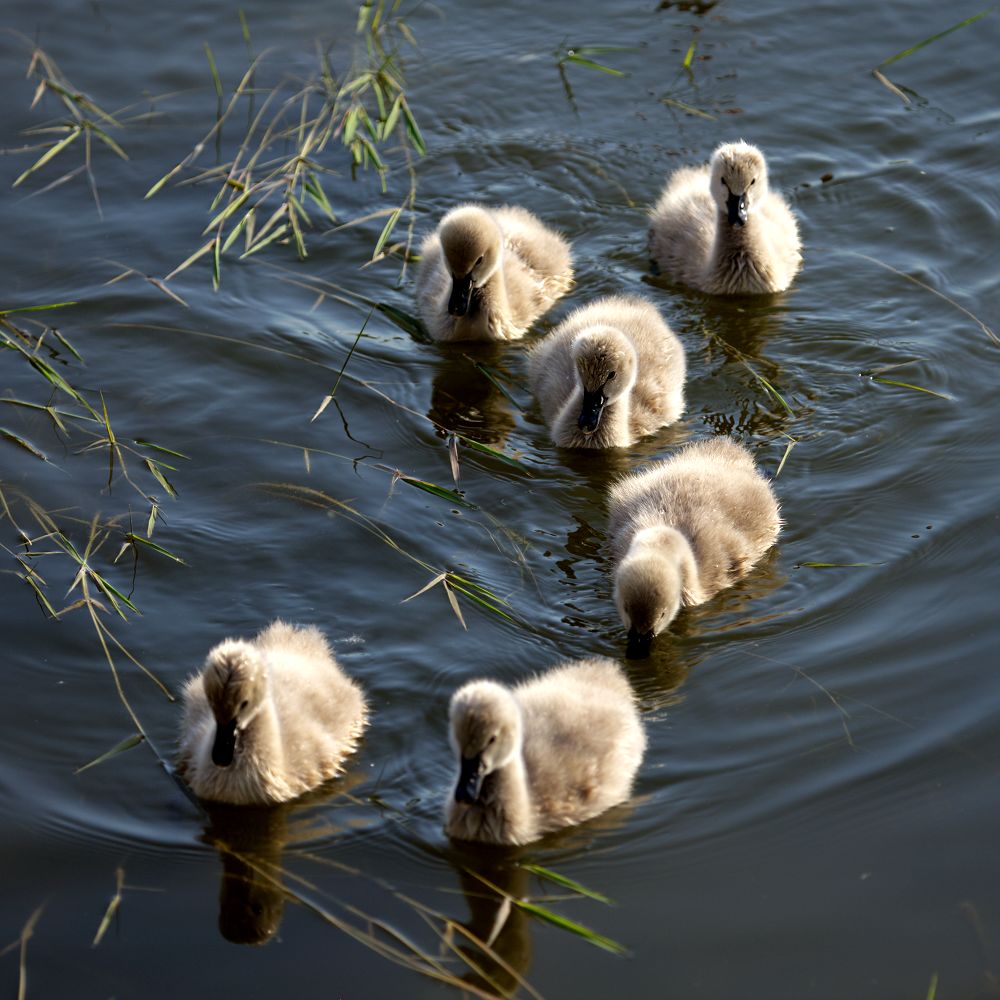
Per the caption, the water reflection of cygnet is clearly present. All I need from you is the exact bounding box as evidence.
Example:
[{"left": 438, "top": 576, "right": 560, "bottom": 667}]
[
  {"left": 427, "top": 347, "right": 517, "bottom": 449},
  {"left": 450, "top": 848, "right": 532, "bottom": 998},
  {"left": 446, "top": 804, "right": 639, "bottom": 996},
  {"left": 202, "top": 775, "right": 366, "bottom": 946}
]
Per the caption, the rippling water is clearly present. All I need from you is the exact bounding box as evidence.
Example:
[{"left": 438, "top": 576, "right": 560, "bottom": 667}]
[{"left": 2, "top": 0, "right": 998, "bottom": 996}]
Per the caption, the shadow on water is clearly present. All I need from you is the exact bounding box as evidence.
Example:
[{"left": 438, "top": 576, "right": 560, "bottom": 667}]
[
  {"left": 440, "top": 801, "right": 640, "bottom": 996},
  {"left": 200, "top": 775, "right": 366, "bottom": 946}
]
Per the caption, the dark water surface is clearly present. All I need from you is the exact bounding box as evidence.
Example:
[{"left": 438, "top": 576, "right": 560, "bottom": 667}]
[{"left": 2, "top": 0, "right": 998, "bottom": 997}]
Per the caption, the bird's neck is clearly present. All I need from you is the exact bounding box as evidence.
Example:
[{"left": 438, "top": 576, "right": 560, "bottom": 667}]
[{"left": 480, "top": 754, "right": 534, "bottom": 843}]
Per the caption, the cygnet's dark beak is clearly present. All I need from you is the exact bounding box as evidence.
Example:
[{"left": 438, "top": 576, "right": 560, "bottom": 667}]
[
  {"left": 577, "top": 388, "right": 606, "bottom": 435},
  {"left": 448, "top": 274, "right": 474, "bottom": 317},
  {"left": 454, "top": 754, "right": 484, "bottom": 804},
  {"left": 626, "top": 626, "right": 654, "bottom": 660},
  {"left": 212, "top": 717, "right": 238, "bottom": 767},
  {"left": 727, "top": 191, "right": 749, "bottom": 227}
]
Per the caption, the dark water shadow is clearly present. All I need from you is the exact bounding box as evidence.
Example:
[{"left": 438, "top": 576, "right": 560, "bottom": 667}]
[
  {"left": 427, "top": 343, "right": 522, "bottom": 448},
  {"left": 200, "top": 775, "right": 365, "bottom": 946},
  {"left": 439, "top": 800, "right": 641, "bottom": 995}
]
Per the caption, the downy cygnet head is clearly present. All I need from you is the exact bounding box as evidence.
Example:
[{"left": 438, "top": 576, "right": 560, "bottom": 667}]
[
  {"left": 709, "top": 141, "right": 770, "bottom": 227},
  {"left": 614, "top": 527, "right": 688, "bottom": 657},
  {"left": 449, "top": 680, "right": 523, "bottom": 804},
  {"left": 202, "top": 641, "right": 268, "bottom": 768},
  {"left": 439, "top": 207, "right": 503, "bottom": 317},
  {"left": 571, "top": 326, "right": 637, "bottom": 436}
]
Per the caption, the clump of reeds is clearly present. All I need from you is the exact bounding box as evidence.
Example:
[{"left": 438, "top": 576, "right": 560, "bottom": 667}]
[{"left": 146, "top": 0, "right": 425, "bottom": 289}]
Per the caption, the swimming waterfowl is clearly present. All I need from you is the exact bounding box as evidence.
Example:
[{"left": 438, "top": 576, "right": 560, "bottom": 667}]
[
  {"left": 648, "top": 141, "right": 801, "bottom": 295},
  {"left": 177, "top": 621, "right": 367, "bottom": 805},
  {"left": 608, "top": 437, "right": 781, "bottom": 655},
  {"left": 416, "top": 204, "right": 573, "bottom": 342},
  {"left": 528, "top": 295, "right": 686, "bottom": 448},
  {"left": 445, "top": 658, "right": 646, "bottom": 846}
]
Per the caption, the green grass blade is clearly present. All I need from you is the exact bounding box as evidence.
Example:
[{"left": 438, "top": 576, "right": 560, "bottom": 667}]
[
  {"left": 871, "top": 377, "right": 952, "bottom": 401},
  {"left": 0, "top": 428, "right": 48, "bottom": 462},
  {"left": 514, "top": 900, "right": 626, "bottom": 955},
  {"left": 75, "top": 733, "right": 145, "bottom": 774},
  {"left": 660, "top": 97, "right": 716, "bottom": 120},
  {"left": 12, "top": 128, "right": 81, "bottom": 187},
  {"left": 682, "top": 39, "right": 696, "bottom": 69},
  {"left": 798, "top": 561, "right": 884, "bottom": 569},
  {"left": 144, "top": 458, "right": 178, "bottom": 498},
  {"left": 0, "top": 301, "right": 77, "bottom": 317},
  {"left": 564, "top": 53, "right": 625, "bottom": 76},
  {"left": 400, "top": 98, "right": 426, "bottom": 155},
  {"left": 372, "top": 206, "right": 401, "bottom": 260},
  {"left": 880, "top": 7, "right": 995, "bottom": 66},
  {"left": 456, "top": 435, "right": 529, "bottom": 472},
  {"left": 467, "top": 358, "right": 526, "bottom": 412},
  {"left": 521, "top": 864, "right": 614, "bottom": 904},
  {"left": 133, "top": 439, "right": 190, "bottom": 459},
  {"left": 204, "top": 42, "right": 224, "bottom": 98},
  {"left": 124, "top": 533, "right": 187, "bottom": 564},
  {"left": 375, "top": 302, "right": 432, "bottom": 342}
]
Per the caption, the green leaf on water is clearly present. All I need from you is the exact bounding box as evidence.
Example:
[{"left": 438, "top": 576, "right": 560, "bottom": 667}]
[
  {"left": 456, "top": 434, "right": 530, "bottom": 473},
  {"left": 682, "top": 39, "right": 696, "bottom": 69},
  {"left": 563, "top": 53, "right": 625, "bottom": 76},
  {"left": 75, "top": 733, "right": 145, "bottom": 774},
  {"left": 660, "top": 96, "right": 717, "bottom": 120},
  {"left": 0, "top": 301, "right": 77, "bottom": 317},
  {"left": 514, "top": 900, "right": 626, "bottom": 955},
  {"left": 134, "top": 439, "right": 190, "bottom": 460},
  {"left": 798, "top": 561, "right": 884, "bottom": 569},
  {"left": 871, "top": 377, "right": 952, "bottom": 401},
  {"left": 521, "top": 863, "right": 614, "bottom": 904},
  {"left": 375, "top": 302, "right": 432, "bottom": 342},
  {"left": 880, "top": 7, "right": 995, "bottom": 66},
  {"left": 397, "top": 474, "right": 475, "bottom": 508},
  {"left": 144, "top": 458, "right": 178, "bottom": 498},
  {"left": 124, "top": 533, "right": 187, "bottom": 564}
]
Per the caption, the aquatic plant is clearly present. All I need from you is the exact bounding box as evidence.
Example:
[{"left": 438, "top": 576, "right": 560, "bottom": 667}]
[{"left": 147, "top": 0, "right": 425, "bottom": 288}]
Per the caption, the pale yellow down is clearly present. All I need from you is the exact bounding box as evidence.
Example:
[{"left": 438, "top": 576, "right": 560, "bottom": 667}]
[
  {"left": 649, "top": 141, "right": 802, "bottom": 294},
  {"left": 177, "top": 621, "right": 368, "bottom": 805},
  {"left": 608, "top": 437, "right": 781, "bottom": 643},
  {"left": 416, "top": 204, "right": 573, "bottom": 342},
  {"left": 446, "top": 658, "right": 646, "bottom": 846},
  {"left": 528, "top": 294, "right": 686, "bottom": 449}
]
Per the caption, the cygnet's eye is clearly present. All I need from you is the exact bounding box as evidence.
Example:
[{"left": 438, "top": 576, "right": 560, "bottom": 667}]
[
  {"left": 475, "top": 255, "right": 484, "bottom": 267},
  {"left": 750, "top": 177, "right": 757, "bottom": 186},
  {"left": 240, "top": 699, "right": 249, "bottom": 710},
  {"left": 487, "top": 735, "right": 496, "bottom": 745},
  {"left": 607, "top": 371, "right": 616, "bottom": 381}
]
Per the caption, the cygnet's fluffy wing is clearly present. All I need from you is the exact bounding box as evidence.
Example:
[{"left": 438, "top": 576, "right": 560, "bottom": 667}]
[
  {"left": 414, "top": 229, "right": 453, "bottom": 342},
  {"left": 257, "top": 621, "right": 368, "bottom": 788},
  {"left": 609, "top": 438, "right": 780, "bottom": 599},
  {"left": 515, "top": 659, "right": 645, "bottom": 833},
  {"left": 493, "top": 205, "right": 574, "bottom": 321},
  {"left": 648, "top": 164, "right": 714, "bottom": 286}
]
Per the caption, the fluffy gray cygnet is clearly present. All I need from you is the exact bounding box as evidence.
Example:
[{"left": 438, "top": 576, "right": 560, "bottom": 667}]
[
  {"left": 445, "top": 658, "right": 646, "bottom": 846},
  {"left": 177, "top": 621, "right": 367, "bottom": 805}
]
